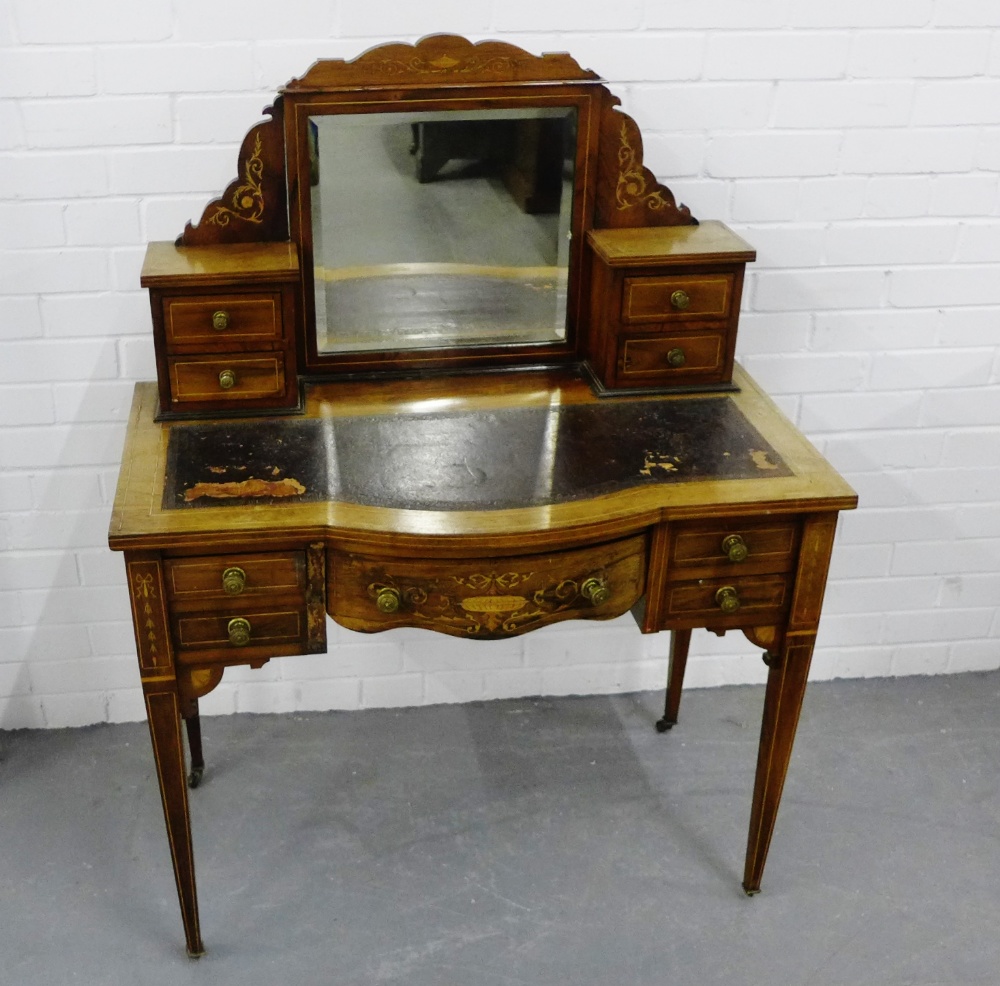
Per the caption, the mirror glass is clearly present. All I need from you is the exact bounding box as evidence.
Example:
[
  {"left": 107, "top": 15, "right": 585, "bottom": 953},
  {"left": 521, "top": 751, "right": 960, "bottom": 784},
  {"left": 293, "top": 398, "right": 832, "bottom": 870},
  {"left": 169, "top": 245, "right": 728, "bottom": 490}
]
[{"left": 309, "top": 107, "right": 577, "bottom": 355}]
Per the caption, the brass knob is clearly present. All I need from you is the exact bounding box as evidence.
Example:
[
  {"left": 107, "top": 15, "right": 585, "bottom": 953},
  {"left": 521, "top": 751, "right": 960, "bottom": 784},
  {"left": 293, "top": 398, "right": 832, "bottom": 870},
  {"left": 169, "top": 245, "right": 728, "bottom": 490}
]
[
  {"left": 218, "top": 369, "right": 236, "bottom": 390},
  {"left": 666, "top": 348, "right": 686, "bottom": 368},
  {"left": 721, "top": 534, "right": 749, "bottom": 563},
  {"left": 227, "top": 617, "right": 252, "bottom": 646},
  {"left": 222, "top": 566, "right": 246, "bottom": 595},
  {"left": 211, "top": 310, "right": 230, "bottom": 331},
  {"left": 715, "top": 586, "right": 740, "bottom": 615},
  {"left": 670, "top": 289, "right": 690, "bottom": 310},
  {"left": 580, "top": 576, "right": 610, "bottom": 607},
  {"left": 375, "top": 587, "right": 400, "bottom": 614}
]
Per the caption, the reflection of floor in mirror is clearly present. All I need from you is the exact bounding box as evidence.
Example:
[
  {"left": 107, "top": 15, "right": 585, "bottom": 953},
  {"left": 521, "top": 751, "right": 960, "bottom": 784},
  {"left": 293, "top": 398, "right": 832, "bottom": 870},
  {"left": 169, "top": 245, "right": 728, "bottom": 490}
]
[
  {"left": 313, "top": 120, "right": 564, "bottom": 267},
  {"left": 316, "top": 267, "right": 567, "bottom": 352}
]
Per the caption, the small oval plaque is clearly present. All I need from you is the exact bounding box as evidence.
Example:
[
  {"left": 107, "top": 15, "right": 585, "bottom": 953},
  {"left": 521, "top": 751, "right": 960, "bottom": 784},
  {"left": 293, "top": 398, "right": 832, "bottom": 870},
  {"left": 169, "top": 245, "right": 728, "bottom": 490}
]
[{"left": 460, "top": 595, "right": 528, "bottom": 614}]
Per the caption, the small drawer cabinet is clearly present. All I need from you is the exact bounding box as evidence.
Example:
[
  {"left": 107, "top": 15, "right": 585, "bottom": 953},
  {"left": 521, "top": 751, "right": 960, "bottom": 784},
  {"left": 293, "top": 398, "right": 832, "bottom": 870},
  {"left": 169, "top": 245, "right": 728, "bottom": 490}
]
[
  {"left": 141, "top": 242, "right": 302, "bottom": 417},
  {"left": 585, "top": 222, "right": 755, "bottom": 394},
  {"left": 658, "top": 517, "right": 802, "bottom": 629},
  {"left": 162, "top": 547, "right": 326, "bottom": 668}
]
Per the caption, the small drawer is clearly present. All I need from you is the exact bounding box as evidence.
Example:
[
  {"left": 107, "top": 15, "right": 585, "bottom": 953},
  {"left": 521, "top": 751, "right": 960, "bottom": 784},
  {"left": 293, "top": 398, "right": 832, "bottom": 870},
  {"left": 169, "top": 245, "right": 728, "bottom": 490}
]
[
  {"left": 619, "top": 333, "right": 725, "bottom": 379},
  {"left": 164, "top": 294, "right": 282, "bottom": 348},
  {"left": 329, "top": 535, "right": 647, "bottom": 639},
  {"left": 165, "top": 552, "right": 305, "bottom": 607},
  {"left": 662, "top": 575, "right": 792, "bottom": 623},
  {"left": 173, "top": 607, "right": 306, "bottom": 652},
  {"left": 168, "top": 354, "right": 285, "bottom": 403},
  {"left": 670, "top": 520, "right": 800, "bottom": 579},
  {"left": 623, "top": 274, "right": 732, "bottom": 323}
]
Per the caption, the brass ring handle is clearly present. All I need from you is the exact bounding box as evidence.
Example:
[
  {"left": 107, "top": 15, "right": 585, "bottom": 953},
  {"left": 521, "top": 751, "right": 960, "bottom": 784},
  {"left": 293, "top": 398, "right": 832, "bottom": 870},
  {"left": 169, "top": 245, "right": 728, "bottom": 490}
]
[
  {"left": 715, "top": 586, "right": 740, "bottom": 615},
  {"left": 670, "top": 289, "right": 690, "bottom": 310},
  {"left": 721, "top": 534, "right": 749, "bottom": 563},
  {"left": 227, "top": 617, "right": 252, "bottom": 647},
  {"left": 222, "top": 566, "right": 246, "bottom": 595},
  {"left": 211, "top": 310, "right": 230, "bottom": 331},
  {"left": 666, "top": 348, "right": 686, "bottom": 368},
  {"left": 375, "top": 587, "right": 401, "bottom": 614},
  {"left": 218, "top": 369, "right": 236, "bottom": 390},
  {"left": 580, "top": 576, "right": 610, "bottom": 607}
]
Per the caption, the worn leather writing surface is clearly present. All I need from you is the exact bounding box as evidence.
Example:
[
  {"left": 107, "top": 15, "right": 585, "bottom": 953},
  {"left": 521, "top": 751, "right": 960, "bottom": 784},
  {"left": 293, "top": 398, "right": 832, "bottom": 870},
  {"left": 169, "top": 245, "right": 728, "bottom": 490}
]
[{"left": 164, "top": 397, "right": 790, "bottom": 511}]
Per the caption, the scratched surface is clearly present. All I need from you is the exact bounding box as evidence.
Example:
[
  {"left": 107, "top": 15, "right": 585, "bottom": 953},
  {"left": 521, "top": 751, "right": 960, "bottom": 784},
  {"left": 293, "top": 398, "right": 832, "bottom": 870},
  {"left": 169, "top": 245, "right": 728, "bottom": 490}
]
[{"left": 163, "top": 396, "right": 790, "bottom": 511}]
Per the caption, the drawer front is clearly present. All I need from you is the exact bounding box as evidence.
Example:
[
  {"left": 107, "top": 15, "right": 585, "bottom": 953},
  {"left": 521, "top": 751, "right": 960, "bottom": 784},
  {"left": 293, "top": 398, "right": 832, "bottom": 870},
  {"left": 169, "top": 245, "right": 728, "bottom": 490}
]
[
  {"left": 329, "top": 535, "right": 647, "bottom": 639},
  {"left": 670, "top": 520, "right": 800, "bottom": 579},
  {"left": 165, "top": 552, "right": 305, "bottom": 607},
  {"left": 173, "top": 608, "right": 306, "bottom": 651},
  {"left": 623, "top": 274, "right": 732, "bottom": 323},
  {"left": 619, "top": 333, "right": 725, "bottom": 380},
  {"left": 662, "top": 574, "right": 791, "bottom": 624},
  {"left": 168, "top": 354, "right": 285, "bottom": 403},
  {"left": 164, "top": 294, "right": 282, "bottom": 348}
]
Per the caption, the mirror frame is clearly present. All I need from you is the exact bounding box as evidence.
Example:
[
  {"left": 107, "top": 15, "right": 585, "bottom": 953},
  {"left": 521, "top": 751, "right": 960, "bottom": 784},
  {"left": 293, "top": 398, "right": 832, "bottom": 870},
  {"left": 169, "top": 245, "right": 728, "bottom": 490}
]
[{"left": 178, "top": 35, "right": 696, "bottom": 381}]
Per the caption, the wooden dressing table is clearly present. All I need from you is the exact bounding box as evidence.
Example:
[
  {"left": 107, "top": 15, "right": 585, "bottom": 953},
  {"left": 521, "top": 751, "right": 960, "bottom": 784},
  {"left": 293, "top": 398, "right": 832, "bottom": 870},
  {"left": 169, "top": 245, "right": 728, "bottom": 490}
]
[{"left": 109, "top": 36, "right": 856, "bottom": 956}]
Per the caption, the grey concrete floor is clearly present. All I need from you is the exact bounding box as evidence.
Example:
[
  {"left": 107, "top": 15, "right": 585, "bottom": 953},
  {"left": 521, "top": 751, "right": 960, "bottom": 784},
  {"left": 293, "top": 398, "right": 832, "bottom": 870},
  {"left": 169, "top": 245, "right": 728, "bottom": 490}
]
[{"left": 1, "top": 672, "right": 998, "bottom": 986}]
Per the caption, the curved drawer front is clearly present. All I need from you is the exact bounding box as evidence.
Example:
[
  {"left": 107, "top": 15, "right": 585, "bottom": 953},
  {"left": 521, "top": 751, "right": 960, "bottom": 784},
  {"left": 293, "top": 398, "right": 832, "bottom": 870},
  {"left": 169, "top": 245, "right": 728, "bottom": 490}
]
[{"left": 329, "top": 534, "right": 647, "bottom": 639}]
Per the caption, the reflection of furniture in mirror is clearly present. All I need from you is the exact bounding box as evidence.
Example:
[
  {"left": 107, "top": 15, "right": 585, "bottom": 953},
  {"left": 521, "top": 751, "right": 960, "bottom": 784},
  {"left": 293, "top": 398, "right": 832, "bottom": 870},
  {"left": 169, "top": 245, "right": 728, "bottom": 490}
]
[
  {"left": 118, "top": 35, "right": 857, "bottom": 957},
  {"left": 309, "top": 109, "right": 576, "bottom": 355}
]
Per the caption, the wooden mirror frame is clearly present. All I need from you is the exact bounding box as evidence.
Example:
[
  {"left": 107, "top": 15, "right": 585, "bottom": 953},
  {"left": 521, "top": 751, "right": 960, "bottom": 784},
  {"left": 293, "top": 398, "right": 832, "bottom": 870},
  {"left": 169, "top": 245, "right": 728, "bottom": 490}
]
[{"left": 175, "top": 35, "right": 696, "bottom": 384}]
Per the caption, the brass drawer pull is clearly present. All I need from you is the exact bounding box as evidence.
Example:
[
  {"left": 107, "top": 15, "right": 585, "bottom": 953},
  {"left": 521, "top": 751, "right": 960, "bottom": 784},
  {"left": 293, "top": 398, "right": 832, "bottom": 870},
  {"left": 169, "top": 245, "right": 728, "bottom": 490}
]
[
  {"left": 715, "top": 586, "right": 740, "bottom": 614},
  {"left": 580, "top": 576, "right": 610, "bottom": 606},
  {"left": 666, "top": 347, "right": 686, "bottom": 368},
  {"left": 211, "top": 310, "right": 230, "bottom": 331},
  {"left": 721, "top": 534, "right": 749, "bottom": 563},
  {"left": 375, "top": 587, "right": 401, "bottom": 613},
  {"left": 670, "top": 289, "right": 690, "bottom": 310},
  {"left": 218, "top": 369, "right": 236, "bottom": 390},
  {"left": 227, "top": 617, "right": 252, "bottom": 646},
  {"left": 222, "top": 566, "right": 246, "bottom": 595}
]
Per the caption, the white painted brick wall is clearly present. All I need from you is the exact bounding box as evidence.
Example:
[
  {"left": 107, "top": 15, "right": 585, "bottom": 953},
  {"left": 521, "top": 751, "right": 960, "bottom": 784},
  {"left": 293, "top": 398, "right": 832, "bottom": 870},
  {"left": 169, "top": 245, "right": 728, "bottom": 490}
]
[{"left": 1, "top": 1, "right": 997, "bottom": 730}]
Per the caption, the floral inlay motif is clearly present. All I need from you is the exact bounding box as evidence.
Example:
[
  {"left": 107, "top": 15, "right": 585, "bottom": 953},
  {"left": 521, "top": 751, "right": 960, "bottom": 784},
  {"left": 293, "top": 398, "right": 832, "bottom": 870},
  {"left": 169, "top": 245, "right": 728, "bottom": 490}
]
[
  {"left": 616, "top": 121, "right": 672, "bottom": 213},
  {"left": 132, "top": 570, "right": 161, "bottom": 662},
  {"left": 207, "top": 133, "right": 265, "bottom": 227}
]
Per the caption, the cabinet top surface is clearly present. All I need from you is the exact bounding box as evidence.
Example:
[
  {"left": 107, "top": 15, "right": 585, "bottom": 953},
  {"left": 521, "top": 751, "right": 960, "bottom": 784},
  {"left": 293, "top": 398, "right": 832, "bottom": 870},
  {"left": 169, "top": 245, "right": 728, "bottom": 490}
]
[
  {"left": 109, "top": 366, "right": 855, "bottom": 551},
  {"left": 140, "top": 241, "right": 300, "bottom": 288},
  {"left": 587, "top": 221, "right": 756, "bottom": 267}
]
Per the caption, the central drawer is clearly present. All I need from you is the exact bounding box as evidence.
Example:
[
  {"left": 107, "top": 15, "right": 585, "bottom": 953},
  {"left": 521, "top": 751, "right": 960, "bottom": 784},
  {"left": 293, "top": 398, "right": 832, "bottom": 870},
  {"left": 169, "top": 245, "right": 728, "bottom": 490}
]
[{"left": 329, "top": 535, "right": 647, "bottom": 639}]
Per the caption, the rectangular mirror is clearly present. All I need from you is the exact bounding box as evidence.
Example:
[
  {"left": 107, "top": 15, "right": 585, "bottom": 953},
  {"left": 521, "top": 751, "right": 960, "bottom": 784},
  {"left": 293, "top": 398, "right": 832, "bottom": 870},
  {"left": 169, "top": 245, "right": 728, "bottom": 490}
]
[{"left": 309, "top": 107, "right": 577, "bottom": 355}]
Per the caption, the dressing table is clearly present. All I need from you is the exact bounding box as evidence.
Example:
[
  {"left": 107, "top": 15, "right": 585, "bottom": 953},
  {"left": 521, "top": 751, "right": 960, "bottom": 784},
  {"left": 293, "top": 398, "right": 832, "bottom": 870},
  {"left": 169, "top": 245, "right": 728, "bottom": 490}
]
[{"left": 109, "top": 36, "right": 856, "bottom": 956}]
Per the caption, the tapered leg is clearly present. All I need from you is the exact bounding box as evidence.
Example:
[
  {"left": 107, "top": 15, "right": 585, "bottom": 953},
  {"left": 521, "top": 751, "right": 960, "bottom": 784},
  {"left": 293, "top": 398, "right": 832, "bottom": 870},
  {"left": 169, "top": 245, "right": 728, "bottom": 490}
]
[
  {"left": 656, "top": 628, "right": 692, "bottom": 732},
  {"left": 145, "top": 687, "right": 205, "bottom": 957},
  {"left": 742, "top": 634, "right": 816, "bottom": 894},
  {"left": 183, "top": 702, "right": 205, "bottom": 789}
]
